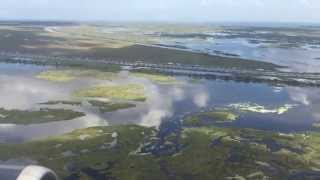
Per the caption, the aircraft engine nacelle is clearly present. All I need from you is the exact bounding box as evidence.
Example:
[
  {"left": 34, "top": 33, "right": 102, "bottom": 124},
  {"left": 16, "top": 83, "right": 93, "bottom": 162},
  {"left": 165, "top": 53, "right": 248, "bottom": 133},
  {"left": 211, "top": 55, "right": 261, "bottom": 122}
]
[{"left": 0, "top": 165, "right": 57, "bottom": 180}]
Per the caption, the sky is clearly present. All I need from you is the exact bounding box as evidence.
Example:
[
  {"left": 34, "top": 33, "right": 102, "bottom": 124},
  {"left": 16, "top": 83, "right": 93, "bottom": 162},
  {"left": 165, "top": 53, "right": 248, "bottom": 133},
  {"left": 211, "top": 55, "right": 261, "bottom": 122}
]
[{"left": 0, "top": 0, "right": 319, "bottom": 23}]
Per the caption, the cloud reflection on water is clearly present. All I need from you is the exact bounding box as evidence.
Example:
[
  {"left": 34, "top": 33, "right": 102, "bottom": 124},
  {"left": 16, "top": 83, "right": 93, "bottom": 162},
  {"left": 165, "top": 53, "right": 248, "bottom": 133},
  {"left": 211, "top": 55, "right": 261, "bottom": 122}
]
[
  {"left": 286, "top": 87, "right": 320, "bottom": 106},
  {"left": 193, "top": 89, "right": 210, "bottom": 108},
  {"left": 1, "top": 63, "right": 320, "bottom": 142},
  {"left": 0, "top": 75, "right": 69, "bottom": 109},
  {"left": 106, "top": 75, "right": 179, "bottom": 128},
  {"left": 286, "top": 86, "right": 320, "bottom": 122}
]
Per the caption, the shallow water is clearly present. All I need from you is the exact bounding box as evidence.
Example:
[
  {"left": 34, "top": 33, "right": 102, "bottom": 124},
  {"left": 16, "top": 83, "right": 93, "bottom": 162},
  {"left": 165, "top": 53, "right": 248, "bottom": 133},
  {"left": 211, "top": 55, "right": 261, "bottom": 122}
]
[
  {"left": 0, "top": 63, "right": 320, "bottom": 142},
  {"left": 153, "top": 27, "right": 320, "bottom": 73}
]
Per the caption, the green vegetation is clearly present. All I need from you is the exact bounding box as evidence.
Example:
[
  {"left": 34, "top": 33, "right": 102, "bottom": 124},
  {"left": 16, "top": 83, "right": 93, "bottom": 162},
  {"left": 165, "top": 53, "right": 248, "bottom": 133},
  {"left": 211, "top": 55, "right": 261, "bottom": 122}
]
[
  {"left": 73, "top": 84, "right": 147, "bottom": 101},
  {"left": 89, "top": 100, "right": 136, "bottom": 113},
  {"left": 0, "top": 108, "right": 85, "bottom": 124},
  {"left": 1, "top": 22, "right": 320, "bottom": 180},
  {"left": 0, "top": 25, "right": 281, "bottom": 71},
  {"left": 166, "top": 126, "right": 319, "bottom": 180},
  {"left": 36, "top": 69, "right": 118, "bottom": 82},
  {"left": 39, "top": 100, "right": 82, "bottom": 106},
  {"left": 183, "top": 110, "right": 238, "bottom": 126},
  {"left": 1, "top": 123, "right": 320, "bottom": 179},
  {"left": 0, "top": 125, "right": 163, "bottom": 180},
  {"left": 183, "top": 115, "right": 203, "bottom": 126},
  {"left": 92, "top": 45, "right": 280, "bottom": 70},
  {"left": 131, "top": 72, "right": 178, "bottom": 84},
  {"left": 228, "top": 103, "right": 297, "bottom": 115},
  {"left": 36, "top": 70, "right": 75, "bottom": 82},
  {"left": 203, "top": 111, "right": 238, "bottom": 121}
]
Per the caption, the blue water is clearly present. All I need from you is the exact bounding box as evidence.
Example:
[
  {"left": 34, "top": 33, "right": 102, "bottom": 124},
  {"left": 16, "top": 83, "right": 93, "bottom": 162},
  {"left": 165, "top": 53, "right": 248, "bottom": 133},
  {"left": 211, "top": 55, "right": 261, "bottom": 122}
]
[{"left": 0, "top": 62, "right": 319, "bottom": 143}]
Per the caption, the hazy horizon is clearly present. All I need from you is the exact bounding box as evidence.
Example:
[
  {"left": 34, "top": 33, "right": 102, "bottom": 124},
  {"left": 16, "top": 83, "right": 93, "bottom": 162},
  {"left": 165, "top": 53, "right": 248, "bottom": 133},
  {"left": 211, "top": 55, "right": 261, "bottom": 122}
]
[{"left": 0, "top": 0, "right": 319, "bottom": 23}]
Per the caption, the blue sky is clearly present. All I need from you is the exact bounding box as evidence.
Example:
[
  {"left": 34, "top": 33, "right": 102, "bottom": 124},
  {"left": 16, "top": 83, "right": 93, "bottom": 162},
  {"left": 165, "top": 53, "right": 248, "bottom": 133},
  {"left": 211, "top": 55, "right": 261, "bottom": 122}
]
[{"left": 0, "top": 0, "right": 319, "bottom": 23}]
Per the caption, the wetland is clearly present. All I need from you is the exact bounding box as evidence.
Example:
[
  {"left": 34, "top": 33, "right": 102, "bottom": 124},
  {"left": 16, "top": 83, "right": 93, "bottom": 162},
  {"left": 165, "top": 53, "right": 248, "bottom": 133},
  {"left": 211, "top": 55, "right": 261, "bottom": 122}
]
[
  {"left": 1, "top": 22, "right": 320, "bottom": 180},
  {"left": 1, "top": 61, "right": 320, "bottom": 179}
]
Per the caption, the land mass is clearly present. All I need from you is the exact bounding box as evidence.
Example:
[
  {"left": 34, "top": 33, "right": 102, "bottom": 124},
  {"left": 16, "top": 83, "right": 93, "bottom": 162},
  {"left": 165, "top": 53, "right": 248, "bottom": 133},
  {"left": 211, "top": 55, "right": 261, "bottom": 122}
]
[
  {"left": 0, "top": 123, "right": 319, "bottom": 180},
  {"left": 2, "top": 22, "right": 320, "bottom": 87},
  {"left": 0, "top": 23, "right": 281, "bottom": 71},
  {"left": 0, "top": 108, "right": 85, "bottom": 125}
]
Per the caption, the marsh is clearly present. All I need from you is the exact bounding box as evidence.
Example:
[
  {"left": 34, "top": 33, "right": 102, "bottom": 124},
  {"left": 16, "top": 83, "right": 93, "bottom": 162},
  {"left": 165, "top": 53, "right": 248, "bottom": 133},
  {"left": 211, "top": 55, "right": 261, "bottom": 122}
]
[{"left": 1, "top": 22, "right": 320, "bottom": 180}]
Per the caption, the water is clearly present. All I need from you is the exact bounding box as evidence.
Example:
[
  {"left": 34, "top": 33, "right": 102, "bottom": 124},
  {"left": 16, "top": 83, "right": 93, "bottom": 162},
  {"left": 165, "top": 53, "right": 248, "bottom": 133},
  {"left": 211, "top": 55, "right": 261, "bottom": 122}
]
[
  {"left": 150, "top": 26, "right": 320, "bottom": 73},
  {"left": 0, "top": 62, "right": 320, "bottom": 143}
]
